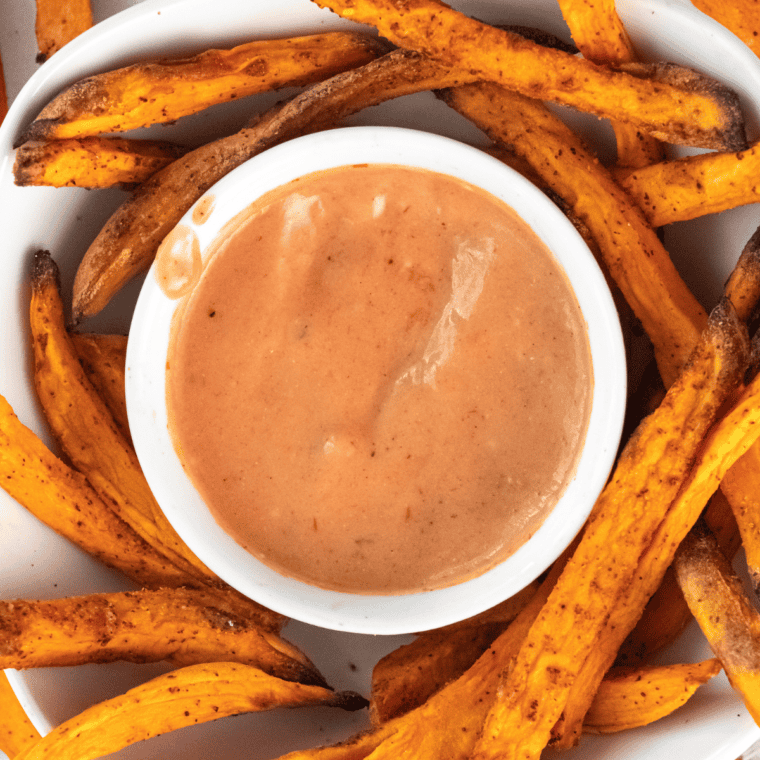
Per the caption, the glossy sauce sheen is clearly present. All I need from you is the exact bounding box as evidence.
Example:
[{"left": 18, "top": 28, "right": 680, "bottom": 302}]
[{"left": 165, "top": 165, "right": 592, "bottom": 594}]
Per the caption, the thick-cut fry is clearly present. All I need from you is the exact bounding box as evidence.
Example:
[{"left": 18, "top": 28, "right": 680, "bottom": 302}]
[
  {"left": 313, "top": 0, "right": 747, "bottom": 151},
  {"left": 675, "top": 520, "right": 760, "bottom": 723},
  {"left": 468, "top": 301, "right": 747, "bottom": 760},
  {"left": 691, "top": 0, "right": 760, "bottom": 56},
  {"left": 31, "top": 251, "right": 212, "bottom": 581},
  {"left": 71, "top": 49, "right": 475, "bottom": 321},
  {"left": 0, "top": 670, "right": 42, "bottom": 758},
  {"left": 20, "top": 32, "right": 389, "bottom": 141},
  {"left": 0, "top": 588, "right": 323, "bottom": 686},
  {"left": 440, "top": 82, "right": 707, "bottom": 387},
  {"left": 618, "top": 142, "right": 760, "bottom": 227},
  {"left": 14, "top": 137, "right": 185, "bottom": 189},
  {"left": 370, "top": 579, "right": 541, "bottom": 724},
  {"left": 583, "top": 660, "right": 722, "bottom": 733},
  {"left": 70, "top": 331, "right": 129, "bottom": 440},
  {"left": 13, "top": 662, "right": 366, "bottom": 760},
  {"left": 556, "top": 0, "right": 664, "bottom": 169},
  {"left": 35, "top": 0, "right": 93, "bottom": 62}
]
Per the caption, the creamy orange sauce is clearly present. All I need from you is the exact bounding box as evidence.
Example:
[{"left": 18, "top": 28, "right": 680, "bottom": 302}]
[{"left": 166, "top": 165, "right": 592, "bottom": 594}]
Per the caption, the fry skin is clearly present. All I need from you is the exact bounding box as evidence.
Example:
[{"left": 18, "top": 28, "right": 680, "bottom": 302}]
[
  {"left": 0, "top": 670, "right": 42, "bottom": 758},
  {"left": 0, "top": 588, "right": 324, "bottom": 686},
  {"left": 675, "top": 520, "right": 760, "bottom": 724},
  {"left": 13, "top": 662, "right": 366, "bottom": 760},
  {"left": 70, "top": 331, "right": 129, "bottom": 441},
  {"left": 583, "top": 660, "right": 722, "bottom": 733},
  {"left": 35, "top": 0, "right": 93, "bottom": 62},
  {"left": 21, "top": 32, "right": 389, "bottom": 141},
  {"left": 440, "top": 82, "right": 707, "bottom": 387},
  {"left": 71, "top": 49, "right": 475, "bottom": 321},
  {"left": 14, "top": 137, "right": 186, "bottom": 189},
  {"left": 618, "top": 142, "right": 760, "bottom": 227},
  {"left": 312, "top": 0, "right": 747, "bottom": 150},
  {"left": 556, "top": 0, "right": 664, "bottom": 169}
]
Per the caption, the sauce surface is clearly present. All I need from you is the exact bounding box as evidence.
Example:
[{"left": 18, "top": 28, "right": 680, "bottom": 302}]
[{"left": 166, "top": 164, "right": 592, "bottom": 594}]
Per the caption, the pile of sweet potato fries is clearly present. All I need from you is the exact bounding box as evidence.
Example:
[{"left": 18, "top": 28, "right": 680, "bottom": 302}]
[{"left": 4, "top": 0, "right": 760, "bottom": 758}]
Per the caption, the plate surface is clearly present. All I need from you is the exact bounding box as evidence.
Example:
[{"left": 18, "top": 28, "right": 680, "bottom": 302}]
[{"left": 1, "top": 0, "right": 760, "bottom": 758}]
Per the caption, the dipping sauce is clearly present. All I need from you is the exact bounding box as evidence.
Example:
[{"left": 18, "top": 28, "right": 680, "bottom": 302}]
[{"left": 164, "top": 164, "right": 592, "bottom": 594}]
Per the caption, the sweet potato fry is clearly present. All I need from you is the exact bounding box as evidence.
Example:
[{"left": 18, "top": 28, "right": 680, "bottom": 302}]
[
  {"left": 13, "top": 662, "right": 366, "bottom": 760},
  {"left": 0, "top": 588, "right": 323, "bottom": 686},
  {"left": 583, "top": 659, "right": 722, "bottom": 733},
  {"left": 71, "top": 49, "right": 475, "bottom": 321},
  {"left": 0, "top": 392, "right": 287, "bottom": 632},
  {"left": 370, "top": 579, "right": 541, "bottom": 724},
  {"left": 691, "top": 0, "right": 760, "bottom": 57},
  {"left": 439, "top": 82, "right": 708, "bottom": 387},
  {"left": 35, "top": 0, "right": 93, "bottom": 62},
  {"left": 70, "top": 331, "right": 129, "bottom": 440},
  {"left": 469, "top": 300, "right": 748, "bottom": 760},
  {"left": 313, "top": 0, "right": 747, "bottom": 151},
  {"left": 21, "top": 32, "right": 389, "bottom": 141},
  {"left": 556, "top": 0, "right": 664, "bottom": 169},
  {"left": 617, "top": 142, "right": 760, "bottom": 227},
  {"left": 675, "top": 520, "right": 760, "bottom": 723},
  {"left": 0, "top": 670, "right": 42, "bottom": 758},
  {"left": 14, "top": 136, "right": 186, "bottom": 189},
  {"left": 31, "top": 250, "right": 213, "bottom": 581}
]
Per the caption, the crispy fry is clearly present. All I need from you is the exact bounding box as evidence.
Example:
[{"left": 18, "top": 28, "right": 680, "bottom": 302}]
[
  {"left": 70, "top": 331, "right": 129, "bottom": 441},
  {"left": 0, "top": 670, "right": 42, "bottom": 758},
  {"left": 469, "top": 300, "right": 747, "bottom": 760},
  {"left": 675, "top": 520, "right": 760, "bottom": 723},
  {"left": 370, "top": 579, "right": 541, "bottom": 724},
  {"left": 556, "top": 0, "right": 664, "bottom": 169},
  {"left": 13, "top": 662, "right": 366, "bottom": 760},
  {"left": 31, "top": 250, "right": 213, "bottom": 581},
  {"left": 583, "top": 659, "right": 722, "bottom": 733},
  {"left": 691, "top": 0, "right": 760, "bottom": 56},
  {"left": 21, "top": 32, "right": 389, "bottom": 142},
  {"left": 618, "top": 142, "right": 760, "bottom": 227},
  {"left": 35, "top": 0, "right": 93, "bottom": 62},
  {"left": 71, "top": 49, "right": 474, "bottom": 321},
  {"left": 0, "top": 588, "right": 323, "bottom": 686},
  {"left": 13, "top": 137, "right": 186, "bottom": 189},
  {"left": 313, "top": 0, "right": 747, "bottom": 151},
  {"left": 440, "top": 82, "right": 707, "bottom": 387}
]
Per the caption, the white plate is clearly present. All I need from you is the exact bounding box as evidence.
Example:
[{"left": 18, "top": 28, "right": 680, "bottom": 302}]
[{"left": 1, "top": 0, "right": 760, "bottom": 758}]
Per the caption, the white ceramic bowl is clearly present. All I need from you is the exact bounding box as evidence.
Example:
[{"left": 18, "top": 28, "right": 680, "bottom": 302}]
[{"left": 126, "top": 125, "right": 626, "bottom": 635}]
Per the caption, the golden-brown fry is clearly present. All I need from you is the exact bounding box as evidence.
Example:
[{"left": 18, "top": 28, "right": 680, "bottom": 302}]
[
  {"left": 13, "top": 662, "right": 366, "bottom": 760},
  {"left": 70, "top": 331, "right": 129, "bottom": 440},
  {"left": 31, "top": 250, "right": 212, "bottom": 581},
  {"left": 71, "top": 49, "right": 474, "bottom": 321},
  {"left": 440, "top": 82, "right": 707, "bottom": 387},
  {"left": 583, "top": 659, "right": 722, "bottom": 733},
  {"left": 0, "top": 670, "right": 42, "bottom": 758},
  {"left": 617, "top": 142, "right": 760, "bottom": 227},
  {"left": 675, "top": 520, "right": 760, "bottom": 723},
  {"left": 35, "top": 0, "right": 93, "bottom": 62},
  {"left": 470, "top": 300, "right": 747, "bottom": 760},
  {"left": 556, "top": 0, "right": 664, "bottom": 169},
  {"left": 313, "top": 0, "right": 747, "bottom": 151},
  {"left": 21, "top": 32, "right": 389, "bottom": 141},
  {"left": 370, "top": 579, "right": 541, "bottom": 724},
  {"left": 725, "top": 226, "right": 760, "bottom": 323},
  {"left": 14, "top": 137, "right": 185, "bottom": 189},
  {"left": 0, "top": 588, "right": 323, "bottom": 686},
  {"left": 691, "top": 0, "right": 760, "bottom": 56}
]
